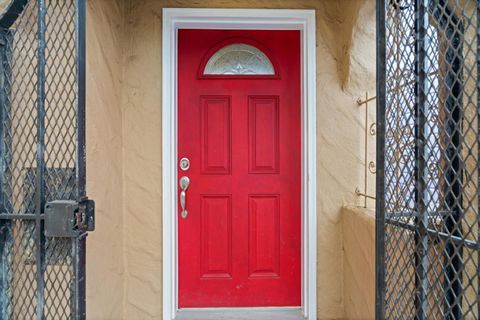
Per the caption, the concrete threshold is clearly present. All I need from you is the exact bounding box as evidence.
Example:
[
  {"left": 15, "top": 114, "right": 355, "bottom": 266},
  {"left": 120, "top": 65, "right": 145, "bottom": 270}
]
[{"left": 175, "top": 307, "right": 305, "bottom": 320}]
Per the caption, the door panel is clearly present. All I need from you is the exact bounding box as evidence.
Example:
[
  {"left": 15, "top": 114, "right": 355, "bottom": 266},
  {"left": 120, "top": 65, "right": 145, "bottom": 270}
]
[
  {"left": 200, "top": 96, "right": 231, "bottom": 174},
  {"left": 248, "top": 194, "right": 280, "bottom": 278},
  {"left": 248, "top": 96, "right": 280, "bottom": 174},
  {"left": 178, "top": 29, "right": 301, "bottom": 308},
  {"left": 200, "top": 195, "right": 232, "bottom": 279}
]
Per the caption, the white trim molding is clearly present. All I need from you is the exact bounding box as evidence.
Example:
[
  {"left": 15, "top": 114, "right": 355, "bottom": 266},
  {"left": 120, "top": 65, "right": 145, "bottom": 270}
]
[{"left": 162, "top": 8, "right": 317, "bottom": 320}]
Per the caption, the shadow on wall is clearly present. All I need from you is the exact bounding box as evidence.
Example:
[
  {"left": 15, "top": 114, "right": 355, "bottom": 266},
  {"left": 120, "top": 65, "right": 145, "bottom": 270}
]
[{"left": 317, "top": 0, "right": 366, "bottom": 89}]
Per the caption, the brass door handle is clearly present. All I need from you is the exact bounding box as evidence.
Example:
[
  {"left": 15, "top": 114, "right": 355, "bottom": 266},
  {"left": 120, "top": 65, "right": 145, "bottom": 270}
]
[{"left": 179, "top": 176, "right": 190, "bottom": 218}]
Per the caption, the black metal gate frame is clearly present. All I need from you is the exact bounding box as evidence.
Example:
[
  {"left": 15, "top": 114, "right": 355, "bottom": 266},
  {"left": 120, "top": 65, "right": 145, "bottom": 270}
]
[
  {"left": 0, "top": 0, "right": 86, "bottom": 318},
  {"left": 376, "top": 0, "right": 386, "bottom": 317}
]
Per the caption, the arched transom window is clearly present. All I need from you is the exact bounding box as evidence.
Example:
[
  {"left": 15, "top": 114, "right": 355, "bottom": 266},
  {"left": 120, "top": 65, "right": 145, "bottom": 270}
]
[{"left": 203, "top": 43, "right": 275, "bottom": 75}]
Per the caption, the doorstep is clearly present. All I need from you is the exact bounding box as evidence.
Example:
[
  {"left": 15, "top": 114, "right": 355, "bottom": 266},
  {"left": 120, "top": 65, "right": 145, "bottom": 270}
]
[{"left": 175, "top": 307, "right": 305, "bottom": 320}]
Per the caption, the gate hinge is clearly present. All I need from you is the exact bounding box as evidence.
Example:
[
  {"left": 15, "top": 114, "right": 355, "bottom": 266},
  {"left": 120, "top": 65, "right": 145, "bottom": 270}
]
[{"left": 45, "top": 198, "right": 95, "bottom": 238}]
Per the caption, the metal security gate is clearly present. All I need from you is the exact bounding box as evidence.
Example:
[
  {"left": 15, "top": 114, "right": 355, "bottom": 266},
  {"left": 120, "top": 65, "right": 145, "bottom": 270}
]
[
  {"left": 377, "top": 0, "right": 479, "bottom": 319},
  {"left": 0, "top": 0, "right": 93, "bottom": 319}
]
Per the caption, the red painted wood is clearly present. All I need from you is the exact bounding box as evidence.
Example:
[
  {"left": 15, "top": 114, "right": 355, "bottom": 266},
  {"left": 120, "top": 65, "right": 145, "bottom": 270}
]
[
  {"left": 178, "top": 29, "right": 301, "bottom": 308},
  {"left": 248, "top": 195, "right": 280, "bottom": 278},
  {"left": 200, "top": 96, "right": 232, "bottom": 174},
  {"left": 200, "top": 195, "right": 232, "bottom": 278},
  {"left": 248, "top": 96, "right": 280, "bottom": 174}
]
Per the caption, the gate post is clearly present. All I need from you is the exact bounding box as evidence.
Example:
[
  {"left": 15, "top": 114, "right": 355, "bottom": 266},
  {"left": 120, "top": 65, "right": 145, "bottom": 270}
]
[
  {"left": 0, "top": 29, "right": 8, "bottom": 320},
  {"left": 375, "top": 0, "right": 386, "bottom": 319},
  {"left": 73, "top": 0, "right": 87, "bottom": 317}
]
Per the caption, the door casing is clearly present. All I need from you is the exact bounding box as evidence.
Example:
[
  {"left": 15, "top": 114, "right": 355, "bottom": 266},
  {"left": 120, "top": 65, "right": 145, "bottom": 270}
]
[{"left": 162, "top": 8, "right": 317, "bottom": 320}]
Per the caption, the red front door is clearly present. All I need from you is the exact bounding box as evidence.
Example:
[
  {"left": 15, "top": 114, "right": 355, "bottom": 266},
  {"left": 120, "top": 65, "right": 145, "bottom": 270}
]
[{"left": 178, "top": 29, "right": 301, "bottom": 308}]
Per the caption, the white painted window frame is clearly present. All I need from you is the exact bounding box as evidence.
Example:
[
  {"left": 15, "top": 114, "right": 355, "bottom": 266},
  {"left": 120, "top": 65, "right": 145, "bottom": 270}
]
[{"left": 162, "top": 8, "right": 317, "bottom": 320}]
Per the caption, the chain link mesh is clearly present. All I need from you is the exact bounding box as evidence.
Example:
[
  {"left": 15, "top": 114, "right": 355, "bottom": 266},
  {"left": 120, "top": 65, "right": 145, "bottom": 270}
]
[
  {"left": 44, "top": 0, "right": 78, "bottom": 317},
  {"left": 0, "top": 0, "right": 81, "bottom": 319},
  {"left": 381, "top": 0, "right": 479, "bottom": 318}
]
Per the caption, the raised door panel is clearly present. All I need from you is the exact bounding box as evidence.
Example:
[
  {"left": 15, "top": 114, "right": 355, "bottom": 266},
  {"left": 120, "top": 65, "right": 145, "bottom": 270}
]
[
  {"left": 201, "top": 96, "right": 231, "bottom": 174},
  {"left": 248, "top": 96, "right": 280, "bottom": 174},
  {"left": 248, "top": 195, "right": 280, "bottom": 278},
  {"left": 200, "top": 195, "right": 232, "bottom": 278}
]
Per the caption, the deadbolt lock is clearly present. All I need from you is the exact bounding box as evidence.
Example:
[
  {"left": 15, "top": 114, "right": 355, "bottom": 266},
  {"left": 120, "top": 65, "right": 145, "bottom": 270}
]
[{"left": 179, "top": 157, "right": 190, "bottom": 171}]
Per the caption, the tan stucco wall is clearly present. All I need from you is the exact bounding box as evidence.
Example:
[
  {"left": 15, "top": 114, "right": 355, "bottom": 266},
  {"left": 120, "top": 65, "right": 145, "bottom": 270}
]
[
  {"left": 86, "top": 1, "right": 125, "bottom": 319},
  {"left": 83, "top": 0, "right": 377, "bottom": 319},
  {"left": 342, "top": 206, "right": 375, "bottom": 320}
]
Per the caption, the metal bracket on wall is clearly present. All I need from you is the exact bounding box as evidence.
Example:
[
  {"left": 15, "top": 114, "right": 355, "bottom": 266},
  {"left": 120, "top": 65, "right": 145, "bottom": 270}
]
[{"left": 355, "top": 91, "right": 377, "bottom": 207}]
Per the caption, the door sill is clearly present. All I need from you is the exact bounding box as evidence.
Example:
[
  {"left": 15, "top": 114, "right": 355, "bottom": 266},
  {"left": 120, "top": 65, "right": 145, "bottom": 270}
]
[{"left": 175, "top": 307, "right": 305, "bottom": 320}]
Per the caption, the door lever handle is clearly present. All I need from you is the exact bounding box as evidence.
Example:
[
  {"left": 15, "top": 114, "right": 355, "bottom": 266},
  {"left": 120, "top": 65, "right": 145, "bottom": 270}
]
[{"left": 179, "top": 176, "right": 190, "bottom": 218}]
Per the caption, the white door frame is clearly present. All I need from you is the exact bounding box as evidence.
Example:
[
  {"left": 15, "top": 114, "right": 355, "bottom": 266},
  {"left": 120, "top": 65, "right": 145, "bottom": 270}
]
[{"left": 162, "top": 8, "right": 317, "bottom": 320}]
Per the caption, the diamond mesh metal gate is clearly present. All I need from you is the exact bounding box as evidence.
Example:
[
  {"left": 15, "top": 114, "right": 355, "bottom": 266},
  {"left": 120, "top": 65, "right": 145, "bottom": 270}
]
[
  {"left": 0, "top": 0, "right": 89, "bottom": 319},
  {"left": 377, "top": 0, "right": 480, "bottom": 319}
]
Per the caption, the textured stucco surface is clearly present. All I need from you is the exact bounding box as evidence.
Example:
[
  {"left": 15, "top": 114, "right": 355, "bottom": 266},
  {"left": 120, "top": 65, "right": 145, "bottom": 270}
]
[
  {"left": 342, "top": 206, "right": 375, "bottom": 320},
  {"left": 85, "top": 1, "right": 125, "bottom": 319},
  {"left": 0, "top": 0, "right": 9, "bottom": 17},
  {"left": 0, "top": 0, "right": 377, "bottom": 319}
]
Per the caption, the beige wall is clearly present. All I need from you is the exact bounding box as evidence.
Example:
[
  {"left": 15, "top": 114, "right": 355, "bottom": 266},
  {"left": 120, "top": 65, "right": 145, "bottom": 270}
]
[
  {"left": 86, "top": 1, "right": 125, "bottom": 319},
  {"left": 85, "top": 0, "right": 377, "bottom": 319},
  {"left": 342, "top": 207, "right": 375, "bottom": 320}
]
